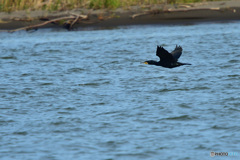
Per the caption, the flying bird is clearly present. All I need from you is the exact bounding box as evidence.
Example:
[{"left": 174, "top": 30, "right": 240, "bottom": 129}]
[{"left": 144, "top": 45, "right": 191, "bottom": 68}]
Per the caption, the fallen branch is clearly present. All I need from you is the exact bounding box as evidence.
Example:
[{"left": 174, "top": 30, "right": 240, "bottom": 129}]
[
  {"left": 132, "top": 12, "right": 149, "bottom": 19},
  {"left": 11, "top": 17, "right": 34, "bottom": 22},
  {"left": 131, "top": 9, "right": 161, "bottom": 19},
  {"left": 167, "top": 7, "right": 220, "bottom": 12},
  {"left": 70, "top": 15, "right": 80, "bottom": 29},
  {"left": 63, "top": 13, "right": 88, "bottom": 30},
  {"left": 131, "top": 8, "right": 221, "bottom": 19},
  {"left": 9, "top": 14, "right": 88, "bottom": 33}
]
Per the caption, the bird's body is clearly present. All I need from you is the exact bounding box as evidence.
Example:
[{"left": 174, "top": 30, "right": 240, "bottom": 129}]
[{"left": 144, "top": 45, "right": 191, "bottom": 68}]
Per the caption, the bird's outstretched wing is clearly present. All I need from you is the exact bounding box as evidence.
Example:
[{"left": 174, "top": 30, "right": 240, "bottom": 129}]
[
  {"left": 156, "top": 46, "right": 174, "bottom": 62},
  {"left": 171, "top": 45, "right": 182, "bottom": 61}
]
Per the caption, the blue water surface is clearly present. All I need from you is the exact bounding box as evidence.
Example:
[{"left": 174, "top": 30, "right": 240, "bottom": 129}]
[{"left": 0, "top": 21, "right": 240, "bottom": 160}]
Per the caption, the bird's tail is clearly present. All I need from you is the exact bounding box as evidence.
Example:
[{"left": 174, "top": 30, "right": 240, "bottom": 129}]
[{"left": 181, "top": 62, "right": 191, "bottom": 65}]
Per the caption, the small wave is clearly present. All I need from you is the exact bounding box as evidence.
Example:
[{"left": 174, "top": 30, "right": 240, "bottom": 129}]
[
  {"left": 164, "top": 115, "right": 195, "bottom": 121},
  {"left": 21, "top": 89, "right": 34, "bottom": 95},
  {"left": 157, "top": 88, "right": 189, "bottom": 93},
  {"left": 178, "top": 103, "right": 191, "bottom": 108},
  {"left": 115, "top": 152, "right": 154, "bottom": 159},
  {"left": 20, "top": 73, "right": 32, "bottom": 77},
  {"left": 57, "top": 111, "right": 72, "bottom": 115},
  {"left": 195, "top": 144, "right": 208, "bottom": 150},
  {"left": 68, "top": 67, "right": 85, "bottom": 73},
  {"left": 211, "top": 125, "right": 229, "bottom": 130},
  {"left": 78, "top": 83, "right": 100, "bottom": 86},
  {"left": 157, "top": 86, "right": 209, "bottom": 93},
  {"left": 191, "top": 86, "right": 210, "bottom": 90},
  {"left": 0, "top": 56, "right": 17, "bottom": 60},
  {"left": 45, "top": 49, "right": 62, "bottom": 53},
  {"left": 227, "top": 74, "right": 240, "bottom": 79},
  {"left": 40, "top": 82, "right": 54, "bottom": 86},
  {"left": 63, "top": 107, "right": 76, "bottom": 111},
  {"left": 228, "top": 107, "right": 240, "bottom": 112},
  {"left": 0, "top": 119, "right": 15, "bottom": 125},
  {"left": 228, "top": 59, "right": 239, "bottom": 63},
  {"left": 91, "top": 102, "right": 106, "bottom": 106},
  {"left": 50, "top": 121, "right": 68, "bottom": 126},
  {"left": 13, "top": 131, "right": 28, "bottom": 135},
  {"left": 78, "top": 81, "right": 110, "bottom": 86}
]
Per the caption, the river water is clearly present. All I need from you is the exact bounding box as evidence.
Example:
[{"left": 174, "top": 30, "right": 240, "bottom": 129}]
[{"left": 0, "top": 21, "right": 240, "bottom": 160}]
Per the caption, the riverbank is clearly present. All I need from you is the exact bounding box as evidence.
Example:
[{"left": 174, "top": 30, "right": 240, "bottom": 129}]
[{"left": 0, "top": 0, "right": 240, "bottom": 31}]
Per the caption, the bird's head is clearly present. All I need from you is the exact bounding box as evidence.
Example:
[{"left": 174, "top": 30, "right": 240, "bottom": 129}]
[{"left": 144, "top": 60, "right": 158, "bottom": 65}]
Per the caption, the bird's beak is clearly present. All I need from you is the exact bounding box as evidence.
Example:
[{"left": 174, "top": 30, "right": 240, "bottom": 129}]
[{"left": 144, "top": 62, "right": 148, "bottom": 64}]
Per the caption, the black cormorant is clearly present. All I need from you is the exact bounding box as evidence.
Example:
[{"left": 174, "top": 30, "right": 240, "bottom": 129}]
[{"left": 144, "top": 45, "right": 191, "bottom": 68}]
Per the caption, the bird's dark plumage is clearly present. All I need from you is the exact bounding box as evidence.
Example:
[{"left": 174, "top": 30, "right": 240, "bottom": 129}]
[{"left": 144, "top": 45, "right": 191, "bottom": 68}]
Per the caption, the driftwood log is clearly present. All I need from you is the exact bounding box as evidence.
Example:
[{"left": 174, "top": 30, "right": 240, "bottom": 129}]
[
  {"left": 131, "top": 7, "right": 220, "bottom": 19},
  {"left": 9, "top": 13, "right": 88, "bottom": 33}
]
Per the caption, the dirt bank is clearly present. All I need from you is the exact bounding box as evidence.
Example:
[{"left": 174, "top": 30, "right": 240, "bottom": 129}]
[{"left": 0, "top": 0, "right": 240, "bottom": 32}]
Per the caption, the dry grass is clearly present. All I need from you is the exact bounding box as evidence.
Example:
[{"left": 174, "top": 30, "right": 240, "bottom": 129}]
[{"left": 0, "top": 0, "right": 222, "bottom": 12}]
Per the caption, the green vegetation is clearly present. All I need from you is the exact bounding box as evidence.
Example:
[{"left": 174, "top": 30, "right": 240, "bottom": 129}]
[{"left": 0, "top": 0, "right": 223, "bottom": 12}]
